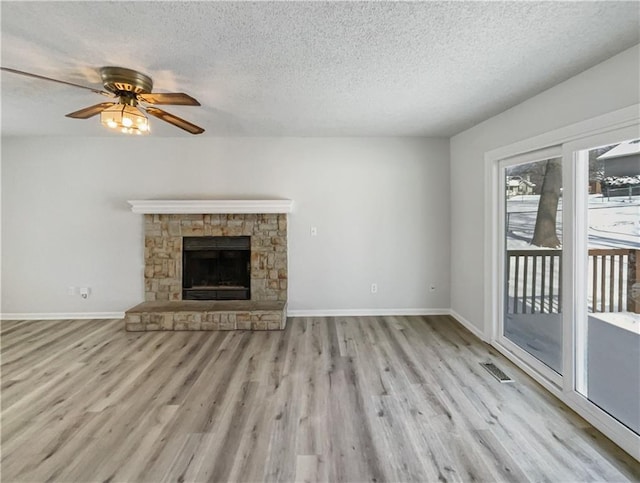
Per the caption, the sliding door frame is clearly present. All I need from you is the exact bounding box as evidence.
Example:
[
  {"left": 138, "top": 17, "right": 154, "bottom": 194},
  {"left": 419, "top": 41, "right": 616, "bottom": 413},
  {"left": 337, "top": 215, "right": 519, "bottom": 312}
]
[
  {"left": 496, "top": 147, "right": 563, "bottom": 387},
  {"left": 484, "top": 104, "right": 640, "bottom": 460}
]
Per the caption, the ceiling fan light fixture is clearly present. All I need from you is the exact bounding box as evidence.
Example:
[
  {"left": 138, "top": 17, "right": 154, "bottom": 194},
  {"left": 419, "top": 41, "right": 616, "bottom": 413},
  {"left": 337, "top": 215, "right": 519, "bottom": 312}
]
[{"left": 100, "top": 103, "right": 149, "bottom": 135}]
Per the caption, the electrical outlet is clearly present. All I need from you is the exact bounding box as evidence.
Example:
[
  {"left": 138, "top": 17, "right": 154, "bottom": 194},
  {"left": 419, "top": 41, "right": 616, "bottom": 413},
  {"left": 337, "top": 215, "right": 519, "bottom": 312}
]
[
  {"left": 371, "top": 283, "right": 378, "bottom": 294},
  {"left": 79, "top": 287, "right": 91, "bottom": 299},
  {"left": 310, "top": 226, "right": 318, "bottom": 236},
  {"left": 68, "top": 286, "right": 77, "bottom": 296},
  {"left": 429, "top": 284, "right": 437, "bottom": 293}
]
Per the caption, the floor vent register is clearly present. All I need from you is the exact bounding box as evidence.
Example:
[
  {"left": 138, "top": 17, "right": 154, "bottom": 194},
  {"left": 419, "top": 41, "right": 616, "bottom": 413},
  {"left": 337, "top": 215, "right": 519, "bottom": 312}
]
[{"left": 480, "top": 362, "right": 514, "bottom": 383}]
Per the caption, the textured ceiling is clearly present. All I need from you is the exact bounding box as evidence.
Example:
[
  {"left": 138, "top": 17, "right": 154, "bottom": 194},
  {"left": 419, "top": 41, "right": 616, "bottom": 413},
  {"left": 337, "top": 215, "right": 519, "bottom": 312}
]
[{"left": 1, "top": 1, "right": 639, "bottom": 137}]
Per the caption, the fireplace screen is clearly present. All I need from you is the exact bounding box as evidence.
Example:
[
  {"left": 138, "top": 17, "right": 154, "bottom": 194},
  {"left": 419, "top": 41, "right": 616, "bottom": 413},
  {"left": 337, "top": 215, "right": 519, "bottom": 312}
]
[{"left": 182, "top": 236, "right": 250, "bottom": 300}]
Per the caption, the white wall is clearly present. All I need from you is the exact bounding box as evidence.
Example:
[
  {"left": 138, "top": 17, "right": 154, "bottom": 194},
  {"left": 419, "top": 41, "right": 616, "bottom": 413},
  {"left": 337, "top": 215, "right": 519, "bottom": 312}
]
[
  {"left": 450, "top": 44, "right": 640, "bottom": 334},
  {"left": 1, "top": 137, "right": 450, "bottom": 316}
]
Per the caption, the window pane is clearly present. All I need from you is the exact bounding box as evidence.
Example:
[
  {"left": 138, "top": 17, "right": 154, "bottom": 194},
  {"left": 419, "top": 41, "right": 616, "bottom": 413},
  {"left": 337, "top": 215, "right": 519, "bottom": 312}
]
[
  {"left": 504, "top": 157, "right": 563, "bottom": 374},
  {"left": 578, "top": 139, "right": 640, "bottom": 435}
]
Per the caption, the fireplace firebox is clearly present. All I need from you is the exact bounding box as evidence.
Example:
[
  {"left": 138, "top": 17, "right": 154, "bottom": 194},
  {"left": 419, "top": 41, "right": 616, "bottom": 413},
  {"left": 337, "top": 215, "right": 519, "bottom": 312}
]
[{"left": 182, "top": 236, "right": 250, "bottom": 300}]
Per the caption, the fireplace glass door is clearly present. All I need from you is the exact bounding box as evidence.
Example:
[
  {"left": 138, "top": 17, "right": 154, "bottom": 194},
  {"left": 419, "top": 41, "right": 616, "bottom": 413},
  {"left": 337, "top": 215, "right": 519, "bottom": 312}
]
[{"left": 182, "top": 236, "right": 250, "bottom": 300}]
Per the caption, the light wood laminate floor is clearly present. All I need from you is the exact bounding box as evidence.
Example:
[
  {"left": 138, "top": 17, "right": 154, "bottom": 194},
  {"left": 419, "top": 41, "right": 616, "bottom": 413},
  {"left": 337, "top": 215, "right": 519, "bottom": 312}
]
[{"left": 1, "top": 316, "right": 639, "bottom": 482}]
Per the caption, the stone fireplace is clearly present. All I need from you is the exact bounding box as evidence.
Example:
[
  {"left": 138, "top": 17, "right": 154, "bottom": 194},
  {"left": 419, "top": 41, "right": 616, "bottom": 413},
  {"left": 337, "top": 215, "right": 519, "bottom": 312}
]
[{"left": 124, "top": 200, "right": 292, "bottom": 331}]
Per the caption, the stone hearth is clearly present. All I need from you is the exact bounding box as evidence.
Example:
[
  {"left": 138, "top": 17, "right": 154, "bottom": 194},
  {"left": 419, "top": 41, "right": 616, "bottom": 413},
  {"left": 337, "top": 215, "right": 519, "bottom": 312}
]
[
  {"left": 125, "top": 300, "right": 286, "bottom": 331},
  {"left": 124, "top": 200, "right": 292, "bottom": 331}
]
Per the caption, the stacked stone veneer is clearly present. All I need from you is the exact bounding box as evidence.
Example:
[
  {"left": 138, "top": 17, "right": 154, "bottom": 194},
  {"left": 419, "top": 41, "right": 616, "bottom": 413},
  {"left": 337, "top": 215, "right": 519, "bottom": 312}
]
[
  {"left": 124, "top": 212, "right": 287, "bottom": 331},
  {"left": 144, "top": 213, "right": 287, "bottom": 302}
]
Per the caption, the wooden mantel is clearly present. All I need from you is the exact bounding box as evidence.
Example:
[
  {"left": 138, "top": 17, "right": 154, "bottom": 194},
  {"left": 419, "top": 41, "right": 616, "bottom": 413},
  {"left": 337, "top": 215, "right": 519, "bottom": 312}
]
[{"left": 127, "top": 199, "right": 294, "bottom": 214}]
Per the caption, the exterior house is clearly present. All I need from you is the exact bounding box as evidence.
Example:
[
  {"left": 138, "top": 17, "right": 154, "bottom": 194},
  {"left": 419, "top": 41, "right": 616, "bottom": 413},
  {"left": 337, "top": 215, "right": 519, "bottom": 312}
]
[
  {"left": 598, "top": 139, "right": 640, "bottom": 177},
  {"left": 597, "top": 139, "right": 640, "bottom": 197},
  {"left": 506, "top": 176, "right": 536, "bottom": 197}
]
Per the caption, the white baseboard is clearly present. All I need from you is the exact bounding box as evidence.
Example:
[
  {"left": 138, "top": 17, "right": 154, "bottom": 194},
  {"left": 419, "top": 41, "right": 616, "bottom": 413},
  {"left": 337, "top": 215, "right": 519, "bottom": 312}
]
[
  {"left": 448, "top": 309, "right": 486, "bottom": 341},
  {"left": 287, "top": 308, "right": 450, "bottom": 317},
  {"left": 2, "top": 309, "right": 448, "bottom": 321},
  {"left": 0, "top": 312, "right": 125, "bottom": 321}
]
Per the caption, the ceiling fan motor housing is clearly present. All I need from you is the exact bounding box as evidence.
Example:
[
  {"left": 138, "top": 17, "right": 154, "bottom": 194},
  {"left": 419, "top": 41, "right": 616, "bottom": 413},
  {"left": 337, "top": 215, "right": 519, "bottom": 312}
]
[{"left": 100, "top": 66, "right": 153, "bottom": 95}]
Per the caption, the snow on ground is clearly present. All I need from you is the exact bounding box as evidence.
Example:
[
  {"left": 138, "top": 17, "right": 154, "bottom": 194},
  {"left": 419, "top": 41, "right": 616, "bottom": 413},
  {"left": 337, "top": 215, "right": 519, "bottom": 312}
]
[
  {"left": 506, "top": 194, "right": 640, "bottom": 249},
  {"left": 593, "top": 312, "right": 640, "bottom": 335}
]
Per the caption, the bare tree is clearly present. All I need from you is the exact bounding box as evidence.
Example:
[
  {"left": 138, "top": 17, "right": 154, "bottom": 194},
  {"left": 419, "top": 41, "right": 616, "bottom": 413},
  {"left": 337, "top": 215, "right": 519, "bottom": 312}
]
[{"left": 531, "top": 158, "right": 562, "bottom": 248}]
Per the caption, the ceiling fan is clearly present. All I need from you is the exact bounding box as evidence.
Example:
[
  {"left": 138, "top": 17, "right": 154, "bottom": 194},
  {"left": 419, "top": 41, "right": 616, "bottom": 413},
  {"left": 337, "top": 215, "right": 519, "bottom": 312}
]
[{"left": 0, "top": 66, "right": 205, "bottom": 135}]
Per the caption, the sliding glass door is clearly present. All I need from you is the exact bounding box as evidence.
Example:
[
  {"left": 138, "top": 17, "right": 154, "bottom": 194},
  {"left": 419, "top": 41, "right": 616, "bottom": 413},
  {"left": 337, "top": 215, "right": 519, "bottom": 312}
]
[{"left": 494, "top": 121, "right": 640, "bottom": 456}]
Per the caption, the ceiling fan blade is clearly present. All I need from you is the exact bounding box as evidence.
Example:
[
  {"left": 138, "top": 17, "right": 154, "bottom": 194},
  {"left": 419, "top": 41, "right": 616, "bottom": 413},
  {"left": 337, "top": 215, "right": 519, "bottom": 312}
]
[
  {"left": 1, "top": 67, "right": 115, "bottom": 97},
  {"left": 65, "top": 102, "right": 115, "bottom": 119},
  {"left": 137, "top": 92, "right": 201, "bottom": 106},
  {"left": 145, "top": 107, "right": 205, "bottom": 135}
]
